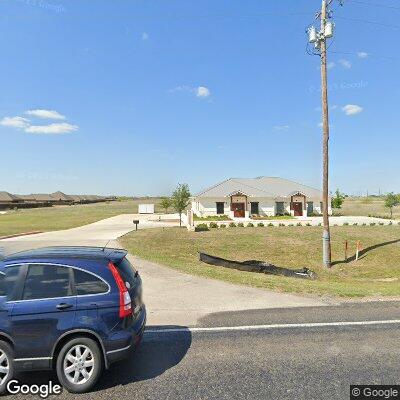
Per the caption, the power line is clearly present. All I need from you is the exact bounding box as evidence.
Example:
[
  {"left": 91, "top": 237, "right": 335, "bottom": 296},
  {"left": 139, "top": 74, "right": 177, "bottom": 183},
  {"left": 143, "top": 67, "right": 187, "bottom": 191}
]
[
  {"left": 335, "top": 15, "right": 400, "bottom": 29},
  {"left": 346, "top": 0, "right": 400, "bottom": 11},
  {"left": 331, "top": 50, "right": 400, "bottom": 61}
]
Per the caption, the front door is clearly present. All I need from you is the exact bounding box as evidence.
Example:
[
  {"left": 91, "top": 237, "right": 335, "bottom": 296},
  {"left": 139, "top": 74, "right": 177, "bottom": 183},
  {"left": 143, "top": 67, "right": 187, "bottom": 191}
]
[
  {"left": 232, "top": 203, "right": 245, "bottom": 218},
  {"left": 292, "top": 202, "right": 303, "bottom": 217}
]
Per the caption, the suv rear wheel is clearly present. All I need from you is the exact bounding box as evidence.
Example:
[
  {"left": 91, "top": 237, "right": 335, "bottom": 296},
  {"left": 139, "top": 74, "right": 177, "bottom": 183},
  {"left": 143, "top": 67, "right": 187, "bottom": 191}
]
[
  {"left": 0, "top": 340, "right": 14, "bottom": 394},
  {"left": 56, "top": 337, "right": 103, "bottom": 393}
]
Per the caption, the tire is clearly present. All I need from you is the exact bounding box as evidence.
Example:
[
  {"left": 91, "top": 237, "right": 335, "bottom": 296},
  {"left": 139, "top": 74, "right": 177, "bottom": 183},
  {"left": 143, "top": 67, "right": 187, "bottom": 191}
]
[
  {"left": 0, "top": 340, "right": 14, "bottom": 395},
  {"left": 56, "top": 337, "right": 103, "bottom": 393}
]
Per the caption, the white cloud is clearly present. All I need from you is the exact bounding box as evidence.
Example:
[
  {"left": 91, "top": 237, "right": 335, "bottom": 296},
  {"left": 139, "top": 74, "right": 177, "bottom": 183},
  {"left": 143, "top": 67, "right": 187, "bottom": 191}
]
[
  {"left": 342, "top": 104, "right": 363, "bottom": 116},
  {"left": 0, "top": 116, "right": 30, "bottom": 129},
  {"left": 25, "top": 123, "right": 78, "bottom": 134},
  {"left": 318, "top": 122, "right": 323, "bottom": 128},
  {"left": 142, "top": 32, "right": 149, "bottom": 40},
  {"left": 196, "top": 86, "right": 211, "bottom": 98},
  {"left": 170, "top": 85, "right": 211, "bottom": 99},
  {"left": 357, "top": 51, "right": 369, "bottom": 59},
  {"left": 1, "top": 109, "right": 78, "bottom": 135},
  {"left": 327, "top": 62, "right": 335, "bottom": 70},
  {"left": 339, "top": 59, "right": 352, "bottom": 69},
  {"left": 25, "top": 109, "right": 66, "bottom": 120},
  {"left": 273, "top": 125, "right": 290, "bottom": 131}
]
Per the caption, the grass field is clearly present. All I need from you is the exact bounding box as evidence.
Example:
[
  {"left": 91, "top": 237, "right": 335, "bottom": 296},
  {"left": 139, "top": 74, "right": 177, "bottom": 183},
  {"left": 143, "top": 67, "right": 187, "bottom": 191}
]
[
  {"left": 121, "top": 225, "right": 400, "bottom": 298},
  {"left": 335, "top": 197, "right": 400, "bottom": 219},
  {"left": 0, "top": 199, "right": 163, "bottom": 237}
]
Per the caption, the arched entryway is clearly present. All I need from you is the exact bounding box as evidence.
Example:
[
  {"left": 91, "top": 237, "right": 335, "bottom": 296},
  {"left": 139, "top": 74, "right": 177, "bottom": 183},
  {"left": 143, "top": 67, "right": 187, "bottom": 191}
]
[
  {"left": 230, "top": 192, "right": 247, "bottom": 218},
  {"left": 290, "top": 193, "right": 306, "bottom": 217}
]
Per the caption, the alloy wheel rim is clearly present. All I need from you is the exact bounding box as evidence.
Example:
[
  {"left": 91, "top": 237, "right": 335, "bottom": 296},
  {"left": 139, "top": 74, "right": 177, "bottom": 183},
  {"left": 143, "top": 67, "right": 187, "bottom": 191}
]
[
  {"left": 63, "top": 344, "right": 95, "bottom": 385},
  {"left": 0, "top": 350, "right": 9, "bottom": 386}
]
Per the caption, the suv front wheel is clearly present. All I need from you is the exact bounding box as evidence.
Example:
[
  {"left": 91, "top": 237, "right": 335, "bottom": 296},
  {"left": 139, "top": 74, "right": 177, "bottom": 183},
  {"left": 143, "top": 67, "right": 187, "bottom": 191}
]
[{"left": 56, "top": 337, "right": 103, "bottom": 393}]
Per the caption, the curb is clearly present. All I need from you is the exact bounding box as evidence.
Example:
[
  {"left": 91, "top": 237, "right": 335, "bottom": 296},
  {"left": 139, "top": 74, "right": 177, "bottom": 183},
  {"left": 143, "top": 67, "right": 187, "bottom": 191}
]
[{"left": 0, "top": 231, "right": 42, "bottom": 241}]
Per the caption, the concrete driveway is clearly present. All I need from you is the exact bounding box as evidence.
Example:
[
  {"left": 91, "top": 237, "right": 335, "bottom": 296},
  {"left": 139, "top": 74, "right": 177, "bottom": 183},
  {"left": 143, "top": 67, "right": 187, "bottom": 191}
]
[
  {"left": 1, "top": 214, "right": 332, "bottom": 326},
  {"left": 1, "top": 213, "right": 180, "bottom": 252}
]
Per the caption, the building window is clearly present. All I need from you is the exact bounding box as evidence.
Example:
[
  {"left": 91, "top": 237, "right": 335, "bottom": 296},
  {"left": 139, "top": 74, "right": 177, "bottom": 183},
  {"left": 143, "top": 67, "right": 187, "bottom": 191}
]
[
  {"left": 250, "top": 202, "right": 259, "bottom": 215},
  {"left": 307, "top": 202, "right": 314, "bottom": 216},
  {"left": 276, "top": 202, "right": 285, "bottom": 215},
  {"left": 216, "top": 202, "right": 224, "bottom": 214}
]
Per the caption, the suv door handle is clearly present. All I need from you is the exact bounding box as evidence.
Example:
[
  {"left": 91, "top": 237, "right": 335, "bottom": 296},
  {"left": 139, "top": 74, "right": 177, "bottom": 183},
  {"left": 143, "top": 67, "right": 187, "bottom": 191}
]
[{"left": 56, "top": 303, "right": 73, "bottom": 310}]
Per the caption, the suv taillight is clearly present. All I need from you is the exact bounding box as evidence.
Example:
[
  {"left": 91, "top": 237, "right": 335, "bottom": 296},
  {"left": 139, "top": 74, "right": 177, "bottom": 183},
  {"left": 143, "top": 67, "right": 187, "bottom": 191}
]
[{"left": 108, "top": 262, "right": 132, "bottom": 318}]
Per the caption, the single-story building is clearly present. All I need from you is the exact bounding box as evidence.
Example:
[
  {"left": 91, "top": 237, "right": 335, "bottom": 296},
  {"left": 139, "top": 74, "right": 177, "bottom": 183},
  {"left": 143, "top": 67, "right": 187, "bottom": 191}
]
[
  {"left": 191, "top": 176, "right": 331, "bottom": 219},
  {"left": 0, "top": 191, "right": 23, "bottom": 205}
]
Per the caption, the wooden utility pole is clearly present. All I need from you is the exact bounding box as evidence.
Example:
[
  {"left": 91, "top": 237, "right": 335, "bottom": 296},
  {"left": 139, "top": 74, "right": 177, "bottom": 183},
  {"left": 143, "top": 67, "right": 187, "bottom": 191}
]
[{"left": 320, "top": 0, "right": 332, "bottom": 268}]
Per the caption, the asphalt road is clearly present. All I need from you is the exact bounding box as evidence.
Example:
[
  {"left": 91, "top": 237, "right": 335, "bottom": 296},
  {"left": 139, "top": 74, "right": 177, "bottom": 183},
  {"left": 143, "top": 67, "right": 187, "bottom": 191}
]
[{"left": 7, "top": 302, "right": 400, "bottom": 400}]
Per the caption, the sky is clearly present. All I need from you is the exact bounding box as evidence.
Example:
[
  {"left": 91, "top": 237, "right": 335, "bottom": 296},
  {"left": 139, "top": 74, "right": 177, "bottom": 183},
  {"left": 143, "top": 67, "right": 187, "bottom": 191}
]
[{"left": 0, "top": 0, "right": 399, "bottom": 196}]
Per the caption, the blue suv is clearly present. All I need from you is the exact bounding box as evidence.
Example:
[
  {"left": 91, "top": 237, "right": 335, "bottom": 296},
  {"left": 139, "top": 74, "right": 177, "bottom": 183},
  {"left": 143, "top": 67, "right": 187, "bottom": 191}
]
[{"left": 0, "top": 246, "right": 146, "bottom": 393}]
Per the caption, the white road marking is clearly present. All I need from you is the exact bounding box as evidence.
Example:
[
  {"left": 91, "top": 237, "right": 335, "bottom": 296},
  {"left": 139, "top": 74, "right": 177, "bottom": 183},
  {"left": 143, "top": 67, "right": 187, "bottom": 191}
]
[{"left": 145, "top": 319, "right": 400, "bottom": 334}]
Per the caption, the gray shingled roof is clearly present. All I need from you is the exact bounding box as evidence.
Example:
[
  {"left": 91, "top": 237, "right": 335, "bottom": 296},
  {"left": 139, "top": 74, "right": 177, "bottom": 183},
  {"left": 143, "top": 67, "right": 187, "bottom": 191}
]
[
  {"left": 31, "top": 193, "right": 57, "bottom": 201},
  {"left": 51, "top": 191, "right": 73, "bottom": 201},
  {"left": 0, "top": 191, "right": 19, "bottom": 202},
  {"left": 195, "top": 177, "right": 322, "bottom": 198}
]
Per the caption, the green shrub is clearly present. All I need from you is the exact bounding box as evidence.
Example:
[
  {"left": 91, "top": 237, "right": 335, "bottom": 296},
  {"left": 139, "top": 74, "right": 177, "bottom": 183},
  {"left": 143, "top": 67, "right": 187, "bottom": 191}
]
[
  {"left": 237, "top": 222, "right": 244, "bottom": 227},
  {"left": 306, "top": 223, "right": 312, "bottom": 226},
  {"left": 370, "top": 222, "right": 376, "bottom": 226},
  {"left": 278, "top": 223, "right": 285, "bottom": 227},
  {"left": 379, "top": 222, "right": 384, "bottom": 226},
  {"left": 257, "top": 222, "right": 264, "bottom": 227},
  {"left": 388, "top": 221, "right": 393, "bottom": 225},
  {"left": 289, "top": 223, "right": 294, "bottom": 227},
  {"left": 318, "top": 222, "right": 322, "bottom": 226},
  {"left": 247, "top": 223, "right": 254, "bottom": 227},
  {"left": 195, "top": 223, "right": 209, "bottom": 232},
  {"left": 229, "top": 222, "right": 236, "bottom": 228},
  {"left": 343, "top": 222, "right": 349, "bottom": 226},
  {"left": 268, "top": 223, "right": 274, "bottom": 227},
  {"left": 209, "top": 222, "right": 218, "bottom": 229},
  {"left": 220, "top": 224, "right": 226, "bottom": 228},
  {"left": 362, "top": 223, "right": 367, "bottom": 226},
  {"left": 353, "top": 223, "right": 358, "bottom": 226},
  {"left": 297, "top": 222, "right": 302, "bottom": 227}
]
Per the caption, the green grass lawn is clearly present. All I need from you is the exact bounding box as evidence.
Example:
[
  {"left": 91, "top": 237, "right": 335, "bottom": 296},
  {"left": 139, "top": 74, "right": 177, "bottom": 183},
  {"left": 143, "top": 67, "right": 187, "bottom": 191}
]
[
  {"left": 335, "top": 197, "right": 400, "bottom": 219},
  {"left": 0, "top": 199, "right": 163, "bottom": 237},
  {"left": 121, "top": 225, "right": 400, "bottom": 298}
]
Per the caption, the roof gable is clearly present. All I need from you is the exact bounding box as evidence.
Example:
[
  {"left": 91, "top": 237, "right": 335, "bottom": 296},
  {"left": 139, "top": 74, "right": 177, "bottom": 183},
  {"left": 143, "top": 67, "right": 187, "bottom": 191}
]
[{"left": 195, "top": 177, "right": 322, "bottom": 198}]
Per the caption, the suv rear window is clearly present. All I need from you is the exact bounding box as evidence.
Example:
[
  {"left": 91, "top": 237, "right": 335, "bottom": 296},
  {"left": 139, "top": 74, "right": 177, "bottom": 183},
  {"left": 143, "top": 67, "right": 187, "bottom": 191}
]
[
  {"left": 115, "top": 258, "right": 137, "bottom": 287},
  {"left": 74, "top": 269, "right": 109, "bottom": 295}
]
